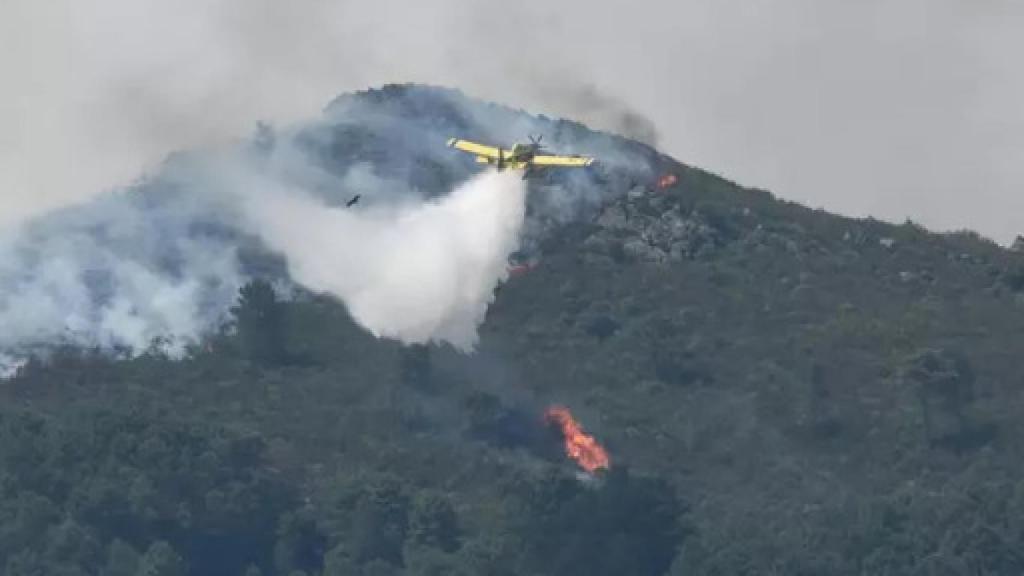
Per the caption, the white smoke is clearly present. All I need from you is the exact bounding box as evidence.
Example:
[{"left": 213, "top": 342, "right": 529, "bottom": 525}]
[
  {"left": 239, "top": 168, "right": 527, "bottom": 351},
  {"left": 0, "top": 186, "right": 245, "bottom": 365},
  {"left": 0, "top": 87, "right": 588, "bottom": 372},
  {"left": 0, "top": 153, "right": 528, "bottom": 369}
]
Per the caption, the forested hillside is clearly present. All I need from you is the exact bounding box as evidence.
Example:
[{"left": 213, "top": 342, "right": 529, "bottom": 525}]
[{"left": 4, "top": 84, "right": 1024, "bottom": 575}]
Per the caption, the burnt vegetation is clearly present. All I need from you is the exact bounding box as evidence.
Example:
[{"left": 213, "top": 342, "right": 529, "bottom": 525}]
[{"left": 4, "top": 85, "right": 1024, "bottom": 574}]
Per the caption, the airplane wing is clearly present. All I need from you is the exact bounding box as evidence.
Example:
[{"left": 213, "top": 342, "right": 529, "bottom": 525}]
[
  {"left": 447, "top": 138, "right": 505, "bottom": 159},
  {"left": 531, "top": 154, "right": 595, "bottom": 167}
]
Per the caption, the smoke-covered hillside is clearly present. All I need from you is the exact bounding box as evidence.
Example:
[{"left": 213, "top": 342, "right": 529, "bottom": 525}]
[
  {"left": 4, "top": 84, "right": 1024, "bottom": 575},
  {"left": 0, "top": 84, "right": 659, "bottom": 371}
]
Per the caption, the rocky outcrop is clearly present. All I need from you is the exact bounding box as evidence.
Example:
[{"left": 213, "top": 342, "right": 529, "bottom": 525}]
[{"left": 586, "top": 186, "right": 723, "bottom": 263}]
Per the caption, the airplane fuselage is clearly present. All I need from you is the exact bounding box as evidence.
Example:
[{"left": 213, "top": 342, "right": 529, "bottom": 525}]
[
  {"left": 447, "top": 137, "right": 594, "bottom": 178},
  {"left": 507, "top": 143, "right": 541, "bottom": 162},
  {"left": 473, "top": 143, "right": 542, "bottom": 169}
]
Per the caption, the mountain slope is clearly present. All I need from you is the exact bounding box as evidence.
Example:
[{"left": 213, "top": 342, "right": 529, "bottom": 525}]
[{"left": 3, "top": 84, "right": 1024, "bottom": 575}]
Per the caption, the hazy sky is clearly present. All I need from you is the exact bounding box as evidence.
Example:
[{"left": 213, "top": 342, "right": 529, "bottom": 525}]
[{"left": 3, "top": 0, "right": 1022, "bottom": 242}]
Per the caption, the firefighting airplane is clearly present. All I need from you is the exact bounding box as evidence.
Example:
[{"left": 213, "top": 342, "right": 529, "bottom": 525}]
[{"left": 447, "top": 135, "right": 594, "bottom": 178}]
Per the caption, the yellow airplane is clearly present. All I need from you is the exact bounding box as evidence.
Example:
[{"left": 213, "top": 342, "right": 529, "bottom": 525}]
[{"left": 447, "top": 135, "right": 594, "bottom": 178}]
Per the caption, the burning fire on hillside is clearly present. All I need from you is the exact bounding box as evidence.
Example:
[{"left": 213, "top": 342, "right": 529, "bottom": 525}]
[
  {"left": 656, "top": 173, "right": 678, "bottom": 190},
  {"left": 544, "top": 406, "right": 610, "bottom": 473}
]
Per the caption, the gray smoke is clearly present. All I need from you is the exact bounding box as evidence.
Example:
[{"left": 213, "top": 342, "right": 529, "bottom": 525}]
[
  {"left": 0, "top": 176, "right": 245, "bottom": 373},
  {"left": 530, "top": 80, "right": 660, "bottom": 148},
  {"left": 0, "top": 86, "right": 620, "bottom": 373}
]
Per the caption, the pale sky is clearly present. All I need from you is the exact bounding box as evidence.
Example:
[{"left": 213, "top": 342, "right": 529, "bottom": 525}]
[{"left": 2, "top": 0, "right": 1022, "bottom": 242}]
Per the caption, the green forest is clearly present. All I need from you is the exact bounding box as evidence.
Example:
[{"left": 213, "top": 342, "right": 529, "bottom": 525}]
[{"left": 4, "top": 85, "right": 1024, "bottom": 575}]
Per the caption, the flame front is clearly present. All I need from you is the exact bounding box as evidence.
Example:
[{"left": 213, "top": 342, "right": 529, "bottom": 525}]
[
  {"left": 656, "top": 173, "right": 678, "bottom": 189},
  {"left": 545, "top": 406, "right": 610, "bottom": 473}
]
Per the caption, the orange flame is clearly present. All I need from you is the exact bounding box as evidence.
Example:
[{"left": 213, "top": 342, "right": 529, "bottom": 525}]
[
  {"left": 656, "top": 173, "right": 678, "bottom": 189},
  {"left": 544, "top": 406, "right": 610, "bottom": 473}
]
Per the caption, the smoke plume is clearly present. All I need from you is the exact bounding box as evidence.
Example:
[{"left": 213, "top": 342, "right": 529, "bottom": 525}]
[
  {"left": 0, "top": 178, "right": 245, "bottom": 371},
  {"left": 0, "top": 84, "right": 645, "bottom": 373},
  {"left": 0, "top": 159, "right": 527, "bottom": 369}
]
